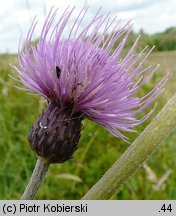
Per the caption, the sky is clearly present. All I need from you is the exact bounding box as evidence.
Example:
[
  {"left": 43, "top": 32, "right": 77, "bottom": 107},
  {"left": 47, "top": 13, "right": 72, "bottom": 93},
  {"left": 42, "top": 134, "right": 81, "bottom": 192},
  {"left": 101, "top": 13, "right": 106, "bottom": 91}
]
[{"left": 0, "top": 0, "right": 176, "bottom": 53}]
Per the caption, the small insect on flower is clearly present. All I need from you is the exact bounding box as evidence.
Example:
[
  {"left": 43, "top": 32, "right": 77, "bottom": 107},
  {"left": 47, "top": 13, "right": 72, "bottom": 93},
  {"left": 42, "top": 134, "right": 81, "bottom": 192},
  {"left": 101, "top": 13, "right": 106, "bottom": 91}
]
[
  {"left": 11, "top": 6, "right": 167, "bottom": 164},
  {"left": 56, "top": 66, "right": 61, "bottom": 79}
]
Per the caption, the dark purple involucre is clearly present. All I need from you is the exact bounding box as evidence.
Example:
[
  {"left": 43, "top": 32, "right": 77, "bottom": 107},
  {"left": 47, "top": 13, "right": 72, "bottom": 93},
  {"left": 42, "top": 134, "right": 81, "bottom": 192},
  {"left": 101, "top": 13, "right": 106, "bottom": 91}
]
[{"left": 12, "top": 6, "right": 167, "bottom": 162}]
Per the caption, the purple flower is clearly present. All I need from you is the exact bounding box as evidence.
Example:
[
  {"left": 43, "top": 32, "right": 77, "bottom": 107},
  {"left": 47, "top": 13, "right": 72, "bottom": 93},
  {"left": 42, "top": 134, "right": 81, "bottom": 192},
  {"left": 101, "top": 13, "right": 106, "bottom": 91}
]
[{"left": 12, "top": 7, "right": 167, "bottom": 163}]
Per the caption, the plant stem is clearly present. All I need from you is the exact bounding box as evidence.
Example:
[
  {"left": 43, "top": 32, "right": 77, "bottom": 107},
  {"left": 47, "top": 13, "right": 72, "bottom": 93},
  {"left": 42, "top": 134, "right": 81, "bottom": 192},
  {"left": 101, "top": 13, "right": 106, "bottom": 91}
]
[
  {"left": 82, "top": 93, "right": 176, "bottom": 200},
  {"left": 21, "top": 158, "right": 50, "bottom": 200}
]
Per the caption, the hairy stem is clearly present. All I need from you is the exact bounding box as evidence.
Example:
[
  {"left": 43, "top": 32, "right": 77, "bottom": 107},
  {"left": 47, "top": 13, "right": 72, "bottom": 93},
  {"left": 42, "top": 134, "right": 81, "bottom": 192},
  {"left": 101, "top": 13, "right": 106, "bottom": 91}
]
[
  {"left": 21, "top": 158, "right": 50, "bottom": 200},
  {"left": 82, "top": 93, "right": 176, "bottom": 200}
]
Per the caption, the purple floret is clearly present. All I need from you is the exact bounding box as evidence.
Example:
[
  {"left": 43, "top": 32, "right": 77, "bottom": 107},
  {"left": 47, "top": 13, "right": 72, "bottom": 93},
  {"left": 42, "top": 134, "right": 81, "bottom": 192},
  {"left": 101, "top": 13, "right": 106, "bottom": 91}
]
[{"left": 12, "top": 6, "right": 168, "bottom": 141}]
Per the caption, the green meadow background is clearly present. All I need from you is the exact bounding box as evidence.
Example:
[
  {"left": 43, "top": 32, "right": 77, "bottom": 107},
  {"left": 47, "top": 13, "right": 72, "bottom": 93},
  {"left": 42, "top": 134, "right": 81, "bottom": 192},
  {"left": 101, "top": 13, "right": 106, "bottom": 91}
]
[{"left": 0, "top": 29, "right": 176, "bottom": 199}]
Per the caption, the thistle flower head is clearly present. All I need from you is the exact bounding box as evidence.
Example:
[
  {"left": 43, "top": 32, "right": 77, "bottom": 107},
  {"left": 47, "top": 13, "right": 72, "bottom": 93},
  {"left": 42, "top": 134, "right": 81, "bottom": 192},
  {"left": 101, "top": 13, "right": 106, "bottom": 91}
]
[{"left": 12, "top": 6, "right": 167, "bottom": 163}]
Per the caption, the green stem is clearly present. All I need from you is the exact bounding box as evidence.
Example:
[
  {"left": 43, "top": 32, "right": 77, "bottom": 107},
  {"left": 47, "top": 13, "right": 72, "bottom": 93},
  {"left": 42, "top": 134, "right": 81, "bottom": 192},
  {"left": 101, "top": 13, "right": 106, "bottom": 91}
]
[
  {"left": 21, "top": 158, "right": 50, "bottom": 200},
  {"left": 82, "top": 93, "right": 176, "bottom": 200}
]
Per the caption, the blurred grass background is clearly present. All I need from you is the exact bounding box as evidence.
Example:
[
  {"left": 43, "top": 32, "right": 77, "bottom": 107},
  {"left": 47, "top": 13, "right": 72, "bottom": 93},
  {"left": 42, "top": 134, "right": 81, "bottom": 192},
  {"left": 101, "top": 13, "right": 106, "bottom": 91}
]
[{"left": 1, "top": 32, "right": 176, "bottom": 199}]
